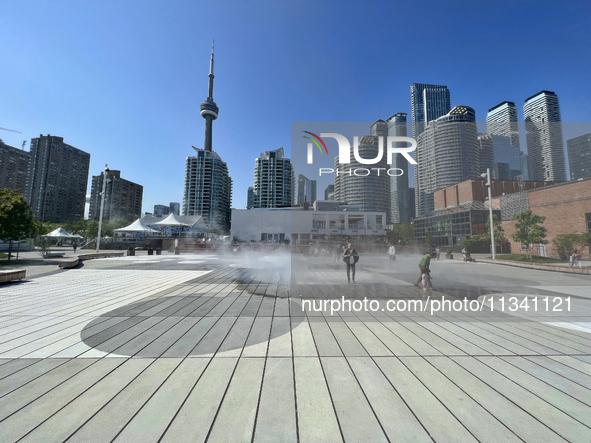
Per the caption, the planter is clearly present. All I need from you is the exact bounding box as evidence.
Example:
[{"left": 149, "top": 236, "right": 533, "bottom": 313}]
[
  {"left": 174, "top": 247, "right": 180, "bottom": 255},
  {"left": 446, "top": 254, "right": 453, "bottom": 259},
  {"left": 148, "top": 249, "right": 153, "bottom": 255},
  {"left": 127, "top": 250, "right": 135, "bottom": 256},
  {"left": 156, "top": 248, "right": 162, "bottom": 255}
]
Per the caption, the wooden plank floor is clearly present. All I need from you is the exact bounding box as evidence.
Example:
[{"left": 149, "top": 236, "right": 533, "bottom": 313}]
[{"left": 0, "top": 256, "right": 590, "bottom": 442}]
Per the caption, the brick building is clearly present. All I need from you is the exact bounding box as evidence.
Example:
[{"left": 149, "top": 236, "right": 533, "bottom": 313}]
[
  {"left": 434, "top": 179, "right": 549, "bottom": 210},
  {"left": 414, "top": 178, "right": 550, "bottom": 247},
  {"left": 24, "top": 135, "right": 90, "bottom": 223},
  {"left": 0, "top": 140, "right": 30, "bottom": 192},
  {"left": 89, "top": 170, "right": 143, "bottom": 222},
  {"left": 500, "top": 178, "right": 591, "bottom": 258}
]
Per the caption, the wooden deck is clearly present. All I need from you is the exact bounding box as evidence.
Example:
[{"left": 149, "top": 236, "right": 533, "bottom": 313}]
[{"left": 0, "top": 255, "right": 590, "bottom": 442}]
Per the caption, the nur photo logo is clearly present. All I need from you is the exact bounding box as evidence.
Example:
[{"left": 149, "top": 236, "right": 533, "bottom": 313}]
[{"left": 303, "top": 131, "right": 418, "bottom": 177}]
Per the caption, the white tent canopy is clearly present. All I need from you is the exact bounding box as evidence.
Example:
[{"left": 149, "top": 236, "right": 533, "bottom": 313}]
[
  {"left": 114, "top": 218, "right": 158, "bottom": 233},
  {"left": 43, "top": 227, "right": 82, "bottom": 238},
  {"left": 153, "top": 213, "right": 190, "bottom": 227}
]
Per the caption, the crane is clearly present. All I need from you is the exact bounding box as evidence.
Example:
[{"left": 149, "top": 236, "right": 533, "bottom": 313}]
[
  {"left": 0, "top": 127, "right": 22, "bottom": 134},
  {"left": 0, "top": 127, "right": 27, "bottom": 149}
]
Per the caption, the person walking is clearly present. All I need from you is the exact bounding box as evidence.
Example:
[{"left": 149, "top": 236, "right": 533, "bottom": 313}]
[
  {"left": 333, "top": 244, "right": 341, "bottom": 263},
  {"left": 572, "top": 250, "right": 582, "bottom": 267},
  {"left": 343, "top": 243, "right": 359, "bottom": 284},
  {"left": 414, "top": 251, "right": 436, "bottom": 289},
  {"left": 387, "top": 243, "right": 396, "bottom": 262},
  {"left": 435, "top": 246, "right": 441, "bottom": 260},
  {"left": 72, "top": 242, "right": 78, "bottom": 254},
  {"left": 461, "top": 247, "right": 468, "bottom": 262}
]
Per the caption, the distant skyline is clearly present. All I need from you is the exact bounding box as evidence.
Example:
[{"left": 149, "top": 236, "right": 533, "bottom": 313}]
[{"left": 2, "top": 1, "right": 591, "bottom": 211}]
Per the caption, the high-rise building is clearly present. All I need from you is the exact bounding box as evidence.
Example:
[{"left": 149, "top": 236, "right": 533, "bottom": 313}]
[
  {"left": 153, "top": 204, "right": 170, "bottom": 216},
  {"left": 567, "top": 133, "right": 591, "bottom": 180},
  {"left": 169, "top": 202, "right": 180, "bottom": 215},
  {"left": 408, "top": 188, "right": 416, "bottom": 220},
  {"left": 152, "top": 203, "right": 179, "bottom": 216},
  {"left": 89, "top": 170, "right": 143, "bottom": 221},
  {"left": 387, "top": 112, "right": 410, "bottom": 223},
  {"left": 324, "top": 184, "right": 334, "bottom": 201},
  {"left": 415, "top": 106, "right": 480, "bottom": 217},
  {"left": 252, "top": 148, "right": 294, "bottom": 208},
  {"left": 182, "top": 42, "right": 232, "bottom": 232},
  {"left": 297, "top": 174, "right": 316, "bottom": 206},
  {"left": 334, "top": 121, "right": 390, "bottom": 217},
  {"left": 478, "top": 134, "right": 521, "bottom": 180},
  {"left": 486, "top": 101, "right": 520, "bottom": 148},
  {"left": 0, "top": 139, "right": 30, "bottom": 192},
  {"left": 183, "top": 149, "right": 232, "bottom": 231},
  {"left": 478, "top": 134, "right": 495, "bottom": 176},
  {"left": 520, "top": 152, "right": 529, "bottom": 180},
  {"left": 492, "top": 135, "right": 521, "bottom": 180},
  {"left": 524, "top": 91, "right": 567, "bottom": 182},
  {"left": 410, "top": 83, "right": 451, "bottom": 137},
  {"left": 247, "top": 187, "right": 254, "bottom": 209},
  {"left": 24, "top": 135, "right": 90, "bottom": 223}
]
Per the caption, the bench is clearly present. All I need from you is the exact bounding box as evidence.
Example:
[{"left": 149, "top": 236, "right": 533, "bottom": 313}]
[
  {"left": 77, "top": 252, "right": 124, "bottom": 261},
  {"left": 59, "top": 259, "right": 80, "bottom": 269},
  {"left": 56, "top": 252, "right": 124, "bottom": 270},
  {"left": 45, "top": 253, "right": 65, "bottom": 259},
  {"left": 0, "top": 270, "right": 26, "bottom": 283}
]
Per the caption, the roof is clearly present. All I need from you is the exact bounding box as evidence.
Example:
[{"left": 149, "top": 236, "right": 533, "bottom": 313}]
[
  {"left": 525, "top": 90, "right": 556, "bottom": 103},
  {"left": 153, "top": 213, "right": 190, "bottom": 227},
  {"left": 114, "top": 218, "right": 158, "bottom": 233},
  {"left": 43, "top": 227, "right": 82, "bottom": 238},
  {"left": 141, "top": 214, "right": 207, "bottom": 228},
  {"left": 488, "top": 101, "right": 515, "bottom": 113}
]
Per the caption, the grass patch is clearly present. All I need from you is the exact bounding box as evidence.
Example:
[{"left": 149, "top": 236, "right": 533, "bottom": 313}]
[
  {"left": 494, "top": 254, "right": 565, "bottom": 264},
  {"left": 0, "top": 253, "right": 7, "bottom": 258},
  {"left": 0, "top": 259, "right": 44, "bottom": 266}
]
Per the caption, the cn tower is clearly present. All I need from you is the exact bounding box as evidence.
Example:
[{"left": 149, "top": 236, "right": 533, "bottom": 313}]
[{"left": 200, "top": 40, "right": 219, "bottom": 152}]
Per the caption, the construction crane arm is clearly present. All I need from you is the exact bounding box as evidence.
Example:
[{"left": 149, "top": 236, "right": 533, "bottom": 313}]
[{"left": 0, "top": 127, "right": 23, "bottom": 133}]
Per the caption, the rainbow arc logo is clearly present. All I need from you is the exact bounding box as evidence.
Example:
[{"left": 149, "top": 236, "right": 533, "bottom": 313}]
[{"left": 302, "top": 131, "right": 328, "bottom": 155}]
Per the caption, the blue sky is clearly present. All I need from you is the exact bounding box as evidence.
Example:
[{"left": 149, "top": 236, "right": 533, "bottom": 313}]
[{"left": 2, "top": 0, "right": 591, "bottom": 212}]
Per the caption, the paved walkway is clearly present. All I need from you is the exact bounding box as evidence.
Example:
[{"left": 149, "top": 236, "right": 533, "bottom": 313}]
[{"left": 0, "top": 254, "right": 590, "bottom": 442}]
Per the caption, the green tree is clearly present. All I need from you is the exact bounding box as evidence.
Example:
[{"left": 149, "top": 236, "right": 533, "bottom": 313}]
[
  {"left": 389, "top": 223, "right": 415, "bottom": 243},
  {"left": 64, "top": 219, "right": 88, "bottom": 236},
  {"left": 103, "top": 218, "right": 129, "bottom": 237},
  {"left": 552, "top": 233, "right": 587, "bottom": 260},
  {"left": 86, "top": 220, "right": 99, "bottom": 239},
  {"left": 511, "top": 210, "right": 548, "bottom": 259},
  {"left": 425, "top": 233, "right": 432, "bottom": 245},
  {"left": 486, "top": 214, "right": 505, "bottom": 246},
  {"left": 0, "top": 189, "right": 36, "bottom": 261}
]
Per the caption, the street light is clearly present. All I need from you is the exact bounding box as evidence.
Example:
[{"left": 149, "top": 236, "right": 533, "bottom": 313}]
[
  {"left": 481, "top": 168, "right": 496, "bottom": 259},
  {"left": 96, "top": 164, "right": 110, "bottom": 253}
]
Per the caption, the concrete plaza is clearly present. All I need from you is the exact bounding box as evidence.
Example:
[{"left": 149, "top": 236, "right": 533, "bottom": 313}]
[{"left": 0, "top": 252, "right": 590, "bottom": 442}]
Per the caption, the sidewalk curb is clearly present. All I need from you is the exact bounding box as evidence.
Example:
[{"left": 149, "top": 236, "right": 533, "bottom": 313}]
[{"left": 477, "top": 258, "right": 591, "bottom": 274}]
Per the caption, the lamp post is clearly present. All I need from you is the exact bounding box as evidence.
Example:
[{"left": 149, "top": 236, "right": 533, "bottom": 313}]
[
  {"left": 481, "top": 168, "right": 496, "bottom": 259},
  {"left": 96, "top": 164, "right": 109, "bottom": 253}
]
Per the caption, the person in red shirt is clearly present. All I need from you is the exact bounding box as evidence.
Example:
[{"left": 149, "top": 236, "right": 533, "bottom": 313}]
[{"left": 572, "top": 250, "right": 582, "bottom": 267}]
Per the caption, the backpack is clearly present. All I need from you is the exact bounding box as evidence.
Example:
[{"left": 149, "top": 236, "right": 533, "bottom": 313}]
[{"left": 343, "top": 249, "right": 359, "bottom": 264}]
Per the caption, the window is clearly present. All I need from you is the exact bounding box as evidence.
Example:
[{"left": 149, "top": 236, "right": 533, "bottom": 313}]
[{"left": 587, "top": 213, "right": 591, "bottom": 233}]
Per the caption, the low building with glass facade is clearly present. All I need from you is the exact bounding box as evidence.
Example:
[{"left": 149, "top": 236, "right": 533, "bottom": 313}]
[
  {"left": 413, "top": 202, "right": 500, "bottom": 246},
  {"left": 231, "top": 202, "right": 386, "bottom": 245},
  {"left": 414, "top": 178, "right": 549, "bottom": 246}
]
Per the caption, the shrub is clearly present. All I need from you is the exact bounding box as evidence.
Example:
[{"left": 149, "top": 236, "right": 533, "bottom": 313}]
[{"left": 552, "top": 233, "right": 587, "bottom": 260}]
